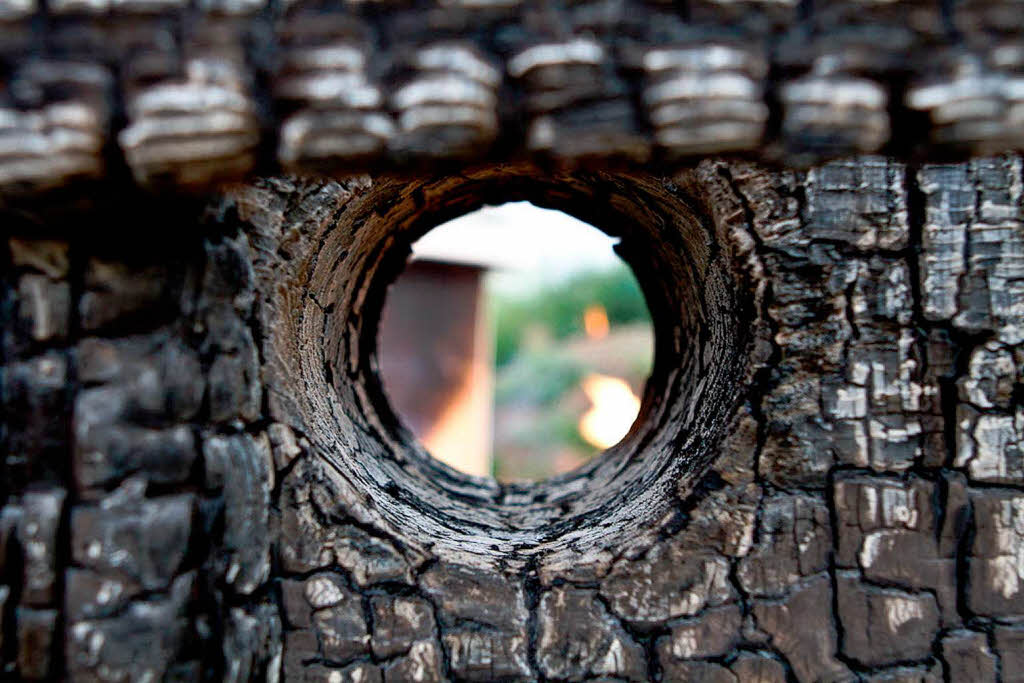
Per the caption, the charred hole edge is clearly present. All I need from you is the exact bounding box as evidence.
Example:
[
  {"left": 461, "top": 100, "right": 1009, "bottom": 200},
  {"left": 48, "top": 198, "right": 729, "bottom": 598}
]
[{"left": 280, "top": 163, "right": 764, "bottom": 558}]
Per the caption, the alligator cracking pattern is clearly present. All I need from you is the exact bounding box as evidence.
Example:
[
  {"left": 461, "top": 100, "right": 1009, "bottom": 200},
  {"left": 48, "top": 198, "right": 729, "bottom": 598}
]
[{"left": 1, "top": 155, "right": 1023, "bottom": 681}]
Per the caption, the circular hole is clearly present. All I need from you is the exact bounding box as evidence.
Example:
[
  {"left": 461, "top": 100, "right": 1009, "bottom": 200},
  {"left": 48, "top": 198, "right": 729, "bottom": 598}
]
[
  {"left": 262, "top": 164, "right": 766, "bottom": 568},
  {"left": 377, "top": 202, "right": 654, "bottom": 482}
]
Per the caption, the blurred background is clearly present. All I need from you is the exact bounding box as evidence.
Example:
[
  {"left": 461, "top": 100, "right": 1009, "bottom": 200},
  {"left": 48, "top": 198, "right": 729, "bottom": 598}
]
[{"left": 378, "top": 202, "right": 653, "bottom": 482}]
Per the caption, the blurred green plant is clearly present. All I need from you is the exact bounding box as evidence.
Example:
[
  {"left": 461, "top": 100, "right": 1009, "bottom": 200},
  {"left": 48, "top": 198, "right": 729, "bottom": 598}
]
[
  {"left": 495, "top": 353, "right": 584, "bottom": 406},
  {"left": 490, "top": 265, "right": 650, "bottom": 367}
]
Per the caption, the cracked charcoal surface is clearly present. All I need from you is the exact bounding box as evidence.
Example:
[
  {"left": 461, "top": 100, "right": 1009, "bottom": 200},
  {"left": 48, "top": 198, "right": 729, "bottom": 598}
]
[
  {"left": 0, "top": 0, "right": 1021, "bottom": 201},
  {"left": 1, "top": 154, "right": 1023, "bottom": 681}
]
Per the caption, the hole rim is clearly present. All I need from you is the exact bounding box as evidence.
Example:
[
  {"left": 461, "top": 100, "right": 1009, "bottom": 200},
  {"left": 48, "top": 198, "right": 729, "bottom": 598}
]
[{"left": 264, "top": 162, "right": 768, "bottom": 567}]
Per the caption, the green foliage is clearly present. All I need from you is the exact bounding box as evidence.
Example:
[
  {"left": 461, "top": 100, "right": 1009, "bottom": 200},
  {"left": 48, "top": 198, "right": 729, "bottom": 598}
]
[
  {"left": 495, "top": 353, "right": 584, "bottom": 406},
  {"left": 490, "top": 265, "right": 650, "bottom": 367}
]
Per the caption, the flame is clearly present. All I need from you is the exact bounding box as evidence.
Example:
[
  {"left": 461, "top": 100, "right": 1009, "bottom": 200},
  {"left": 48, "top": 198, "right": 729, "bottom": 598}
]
[
  {"left": 578, "top": 373, "right": 641, "bottom": 449},
  {"left": 583, "top": 304, "right": 610, "bottom": 340}
]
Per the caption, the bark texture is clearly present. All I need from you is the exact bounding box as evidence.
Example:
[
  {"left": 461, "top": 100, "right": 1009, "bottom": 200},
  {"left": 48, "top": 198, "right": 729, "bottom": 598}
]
[
  {"left": 0, "top": 0, "right": 1021, "bottom": 201},
  {"left": 2, "top": 155, "right": 1023, "bottom": 681}
]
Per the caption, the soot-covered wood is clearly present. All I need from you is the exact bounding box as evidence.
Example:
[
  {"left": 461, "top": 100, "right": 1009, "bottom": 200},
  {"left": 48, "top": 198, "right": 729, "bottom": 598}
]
[
  {"left": 1, "top": 156, "right": 1023, "bottom": 681},
  {"left": 0, "top": 0, "right": 1021, "bottom": 202}
]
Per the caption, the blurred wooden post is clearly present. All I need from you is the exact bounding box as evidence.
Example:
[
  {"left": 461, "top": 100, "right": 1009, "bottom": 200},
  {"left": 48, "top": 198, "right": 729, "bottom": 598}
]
[{"left": 378, "top": 260, "right": 494, "bottom": 477}]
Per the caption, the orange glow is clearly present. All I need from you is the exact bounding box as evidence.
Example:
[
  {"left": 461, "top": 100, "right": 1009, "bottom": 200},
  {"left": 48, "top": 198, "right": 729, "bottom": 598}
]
[
  {"left": 583, "top": 304, "right": 610, "bottom": 340},
  {"left": 578, "top": 373, "right": 641, "bottom": 449}
]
